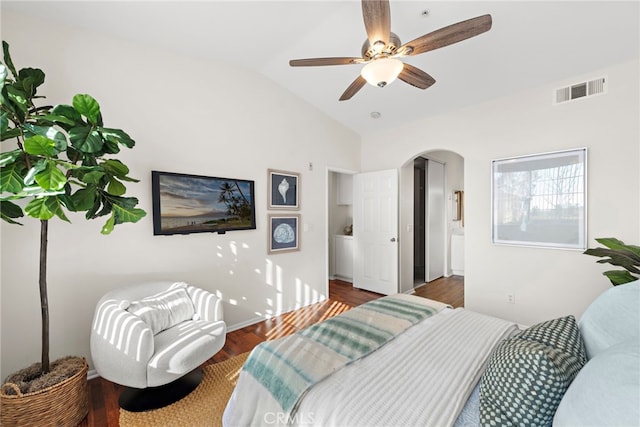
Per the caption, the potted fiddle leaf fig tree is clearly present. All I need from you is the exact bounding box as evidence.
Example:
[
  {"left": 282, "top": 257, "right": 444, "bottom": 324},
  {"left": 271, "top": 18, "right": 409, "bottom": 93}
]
[
  {"left": 584, "top": 237, "right": 640, "bottom": 285},
  {"left": 0, "top": 41, "right": 146, "bottom": 425}
]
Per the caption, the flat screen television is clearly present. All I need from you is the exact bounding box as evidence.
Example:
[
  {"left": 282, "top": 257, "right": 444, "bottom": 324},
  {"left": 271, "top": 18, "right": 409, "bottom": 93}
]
[{"left": 151, "top": 170, "right": 256, "bottom": 235}]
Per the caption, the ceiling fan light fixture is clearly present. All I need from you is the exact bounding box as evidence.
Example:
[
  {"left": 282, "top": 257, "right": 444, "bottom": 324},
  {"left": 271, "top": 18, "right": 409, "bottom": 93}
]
[{"left": 361, "top": 57, "right": 404, "bottom": 88}]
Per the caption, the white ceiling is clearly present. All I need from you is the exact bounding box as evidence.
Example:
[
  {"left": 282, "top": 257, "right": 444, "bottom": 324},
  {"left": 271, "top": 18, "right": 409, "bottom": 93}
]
[{"left": 3, "top": 1, "right": 639, "bottom": 137}]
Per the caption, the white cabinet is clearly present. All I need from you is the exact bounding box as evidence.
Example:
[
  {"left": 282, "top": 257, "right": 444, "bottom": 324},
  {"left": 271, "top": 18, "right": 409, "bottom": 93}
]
[
  {"left": 336, "top": 173, "right": 353, "bottom": 205},
  {"left": 334, "top": 235, "right": 354, "bottom": 281},
  {"left": 451, "top": 232, "right": 464, "bottom": 276}
]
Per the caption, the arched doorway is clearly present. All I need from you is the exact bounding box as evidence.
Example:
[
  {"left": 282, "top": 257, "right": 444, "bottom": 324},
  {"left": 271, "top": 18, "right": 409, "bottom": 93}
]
[{"left": 399, "top": 150, "right": 465, "bottom": 300}]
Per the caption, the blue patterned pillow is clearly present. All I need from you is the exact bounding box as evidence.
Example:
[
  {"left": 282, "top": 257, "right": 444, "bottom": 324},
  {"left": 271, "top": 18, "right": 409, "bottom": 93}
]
[
  {"left": 517, "top": 316, "right": 587, "bottom": 368},
  {"left": 480, "top": 316, "right": 587, "bottom": 427}
]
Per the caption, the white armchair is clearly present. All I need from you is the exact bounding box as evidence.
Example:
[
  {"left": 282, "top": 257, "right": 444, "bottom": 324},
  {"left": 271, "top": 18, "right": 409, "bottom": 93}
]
[{"left": 90, "top": 281, "right": 226, "bottom": 410}]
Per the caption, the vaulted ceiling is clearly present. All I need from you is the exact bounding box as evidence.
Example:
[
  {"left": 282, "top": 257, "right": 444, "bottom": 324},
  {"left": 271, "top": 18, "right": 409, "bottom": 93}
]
[{"left": 3, "top": 1, "right": 639, "bottom": 136}]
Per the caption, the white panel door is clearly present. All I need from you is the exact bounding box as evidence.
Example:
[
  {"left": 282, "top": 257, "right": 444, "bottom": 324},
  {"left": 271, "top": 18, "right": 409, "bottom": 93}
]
[
  {"left": 426, "top": 160, "right": 445, "bottom": 282},
  {"left": 353, "top": 169, "right": 398, "bottom": 295}
]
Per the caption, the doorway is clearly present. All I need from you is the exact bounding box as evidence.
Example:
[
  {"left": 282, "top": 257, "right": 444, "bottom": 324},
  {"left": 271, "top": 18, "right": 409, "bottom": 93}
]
[
  {"left": 411, "top": 151, "right": 465, "bottom": 288},
  {"left": 327, "top": 170, "right": 355, "bottom": 286},
  {"left": 413, "top": 157, "right": 445, "bottom": 284}
]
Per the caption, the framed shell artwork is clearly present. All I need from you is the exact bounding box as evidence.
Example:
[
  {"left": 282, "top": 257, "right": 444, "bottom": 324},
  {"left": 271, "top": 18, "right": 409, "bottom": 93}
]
[
  {"left": 268, "top": 214, "right": 300, "bottom": 254},
  {"left": 268, "top": 169, "right": 299, "bottom": 210}
]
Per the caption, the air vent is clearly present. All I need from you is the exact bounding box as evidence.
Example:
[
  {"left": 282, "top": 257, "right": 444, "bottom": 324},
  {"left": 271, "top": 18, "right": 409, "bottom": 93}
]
[{"left": 554, "top": 77, "right": 607, "bottom": 104}]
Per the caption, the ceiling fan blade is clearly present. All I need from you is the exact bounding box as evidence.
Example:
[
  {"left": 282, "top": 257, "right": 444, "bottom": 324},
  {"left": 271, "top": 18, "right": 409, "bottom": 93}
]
[
  {"left": 400, "top": 14, "right": 492, "bottom": 56},
  {"left": 339, "top": 76, "right": 367, "bottom": 101},
  {"left": 362, "top": 0, "right": 391, "bottom": 45},
  {"left": 290, "top": 57, "right": 365, "bottom": 67},
  {"left": 398, "top": 63, "right": 436, "bottom": 89}
]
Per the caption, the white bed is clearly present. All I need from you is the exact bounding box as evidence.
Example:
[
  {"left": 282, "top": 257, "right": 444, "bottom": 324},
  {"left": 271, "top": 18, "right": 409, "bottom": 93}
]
[{"left": 223, "top": 283, "right": 640, "bottom": 427}]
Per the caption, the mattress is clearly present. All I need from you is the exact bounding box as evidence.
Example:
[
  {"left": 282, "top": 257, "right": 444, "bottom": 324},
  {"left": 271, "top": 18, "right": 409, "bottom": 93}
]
[{"left": 224, "top": 302, "right": 517, "bottom": 426}]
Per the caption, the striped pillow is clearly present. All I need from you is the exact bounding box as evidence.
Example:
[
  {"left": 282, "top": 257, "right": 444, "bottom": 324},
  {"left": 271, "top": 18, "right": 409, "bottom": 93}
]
[{"left": 127, "top": 287, "right": 195, "bottom": 335}]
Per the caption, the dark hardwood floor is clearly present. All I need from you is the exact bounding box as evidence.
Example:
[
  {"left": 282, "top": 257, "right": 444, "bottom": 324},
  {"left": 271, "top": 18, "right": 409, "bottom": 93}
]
[
  {"left": 80, "top": 276, "right": 463, "bottom": 426},
  {"left": 413, "top": 275, "right": 465, "bottom": 308}
]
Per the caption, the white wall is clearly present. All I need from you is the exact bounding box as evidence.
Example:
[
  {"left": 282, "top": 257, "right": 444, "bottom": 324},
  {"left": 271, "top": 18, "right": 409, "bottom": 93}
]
[
  {"left": 363, "top": 60, "right": 640, "bottom": 327},
  {"left": 0, "top": 12, "right": 360, "bottom": 378}
]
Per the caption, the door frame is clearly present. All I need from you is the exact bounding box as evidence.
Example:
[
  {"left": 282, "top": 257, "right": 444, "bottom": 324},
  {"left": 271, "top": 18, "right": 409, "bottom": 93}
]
[
  {"left": 325, "top": 166, "right": 357, "bottom": 297},
  {"left": 401, "top": 150, "right": 465, "bottom": 294}
]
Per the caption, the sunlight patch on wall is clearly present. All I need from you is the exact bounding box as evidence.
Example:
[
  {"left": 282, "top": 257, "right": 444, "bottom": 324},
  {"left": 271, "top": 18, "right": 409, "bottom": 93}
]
[{"left": 266, "top": 260, "right": 273, "bottom": 286}]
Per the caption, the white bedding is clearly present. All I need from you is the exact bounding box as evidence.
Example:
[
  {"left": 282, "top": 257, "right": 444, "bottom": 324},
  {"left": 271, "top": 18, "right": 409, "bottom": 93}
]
[{"left": 224, "top": 306, "right": 517, "bottom": 427}]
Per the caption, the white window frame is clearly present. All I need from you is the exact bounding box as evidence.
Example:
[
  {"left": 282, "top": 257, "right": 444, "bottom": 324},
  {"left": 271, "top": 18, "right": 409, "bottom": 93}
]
[{"left": 491, "top": 148, "right": 587, "bottom": 250}]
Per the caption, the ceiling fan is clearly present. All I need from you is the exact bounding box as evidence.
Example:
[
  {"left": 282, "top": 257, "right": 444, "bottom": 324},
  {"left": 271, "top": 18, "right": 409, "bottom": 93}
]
[{"left": 289, "top": 0, "right": 492, "bottom": 101}]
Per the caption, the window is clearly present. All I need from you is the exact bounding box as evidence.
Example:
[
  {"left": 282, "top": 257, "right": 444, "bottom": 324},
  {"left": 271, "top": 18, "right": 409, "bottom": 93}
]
[{"left": 492, "top": 148, "right": 587, "bottom": 249}]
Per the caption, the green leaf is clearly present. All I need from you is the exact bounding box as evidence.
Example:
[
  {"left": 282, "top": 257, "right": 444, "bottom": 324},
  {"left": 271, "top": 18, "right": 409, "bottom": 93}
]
[
  {"left": 17, "top": 67, "right": 45, "bottom": 97},
  {"left": 586, "top": 248, "right": 640, "bottom": 273},
  {"left": 1, "top": 128, "right": 22, "bottom": 142},
  {"left": 85, "top": 196, "right": 102, "bottom": 220},
  {"left": 602, "top": 270, "right": 639, "bottom": 286},
  {"left": 1, "top": 185, "right": 64, "bottom": 199},
  {"left": 2, "top": 41, "right": 17, "bottom": 78},
  {"left": 101, "top": 214, "right": 115, "bottom": 234},
  {"left": 0, "top": 149, "right": 22, "bottom": 167},
  {"left": 107, "top": 178, "right": 126, "bottom": 196},
  {"left": 116, "top": 174, "right": 140, "bottom": 183},
  {"left": 24, "top": 197, "right": 55, "bottom": 220},
  {"left": 51, "top": 104, "right": 82, "bottom": 125},
  {"left": 102, "top": 159, "right": 129, "bottom": 177},
  {"left": 107, "top": 195, "right": 138, "bottom": 209},
  {"left": 72, "top": 94, "right": 100, "bottom": 125},
  {"left": 69, "top": 126, "right": 104, "bottom": 153},
  {"left": 24, "top": 135, "right": 57, "bottom": 156},
  {"left": 39, "top": 113, "right": 76, "bottom": 127},
  {"left": 0, "top": 160, "right": 25, "bottom": 193},
  {"left": 595, "top": 237, "right": 640, "bottom": 257},
  {"left": 102, "top": 140, "right": 121, "bottom": 154},
  {"left": 99, "top": 127, "right": 135, "bottom": 148},
  {"left": 23, "top": 160, "right": 47, "bottom": 186},
  {"left": 69, "top": 187, "right": 96, "bottom": 211},
  {"left": 45, "top": 196, "right": 70, "bottom": 222},
  {"left": 6, "top": 85, "right": 28, "bottom": 112},
  {"left": 0, "top": 64, "right": 7, "bottom": 88},
  {"left": 112, "top": 203, "right": 146, "bottom": 225},
  {"left": 1, "top": 199, "right": 24, "bottom": 224},
  {"left": 81, "top": 170, "right": 105, "bottom": 185},
  {"left": 23, "top": 124, "right": 67, "bottom": 153},
  {"left": 0, "top": 112, "right": 7, "bottom": 135},
  {"left": 34, "top": 161, "right": 67, "bottom": 191}
]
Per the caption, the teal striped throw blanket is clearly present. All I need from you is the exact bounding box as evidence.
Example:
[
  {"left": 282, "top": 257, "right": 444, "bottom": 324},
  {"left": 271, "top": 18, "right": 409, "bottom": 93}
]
[{"left": 242, "top": 294, "right": 445, "bottom": 420}]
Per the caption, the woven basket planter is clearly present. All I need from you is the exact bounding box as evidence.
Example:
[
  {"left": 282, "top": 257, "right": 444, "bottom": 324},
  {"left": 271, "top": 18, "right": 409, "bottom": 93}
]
[{"left": 0, "top": 358, "right": 89, "bottom": 427}]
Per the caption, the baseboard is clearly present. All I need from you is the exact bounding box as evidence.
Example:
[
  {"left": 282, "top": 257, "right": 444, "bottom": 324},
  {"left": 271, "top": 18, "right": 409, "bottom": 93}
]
[
  {"left": 226, "top": 316, "right": 266, "bottom": 332},
  {"left": 87, "top": 368, "right": 99, "bottom": 380},
  {"left": 413, "top": 282, "right": 427, "bottom": 291}
]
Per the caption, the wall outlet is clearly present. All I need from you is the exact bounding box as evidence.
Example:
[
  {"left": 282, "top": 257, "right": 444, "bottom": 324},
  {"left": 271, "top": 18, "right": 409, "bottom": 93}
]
[{"left": 507, "top": 293, "right": 515, "bottom": 304}]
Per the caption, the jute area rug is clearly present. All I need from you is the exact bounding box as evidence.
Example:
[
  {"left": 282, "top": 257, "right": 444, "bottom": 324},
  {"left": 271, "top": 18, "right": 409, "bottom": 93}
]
[{"left": 120, "top": 352, "right": 249, "bottom": 427}]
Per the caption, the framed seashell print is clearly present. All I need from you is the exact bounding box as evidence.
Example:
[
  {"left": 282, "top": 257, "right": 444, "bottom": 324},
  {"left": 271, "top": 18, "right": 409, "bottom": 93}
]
[
  {"left": 268, "top": 169, "right": 300, "bottom": 210},
  {"left": 268, "top": 214, "right": 300, "bottom": 253}
]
